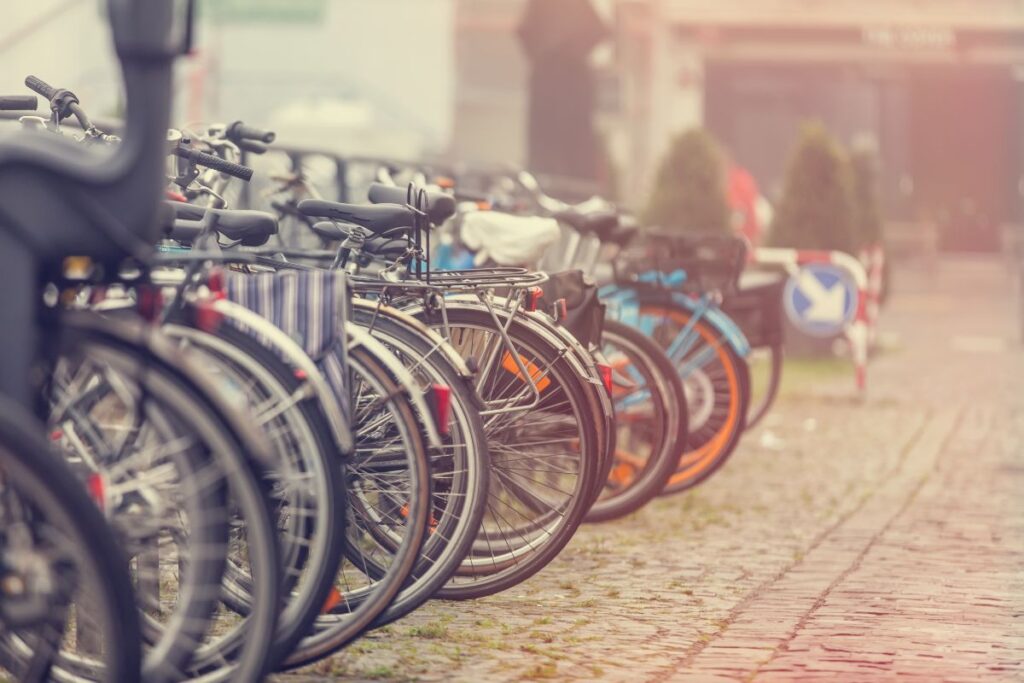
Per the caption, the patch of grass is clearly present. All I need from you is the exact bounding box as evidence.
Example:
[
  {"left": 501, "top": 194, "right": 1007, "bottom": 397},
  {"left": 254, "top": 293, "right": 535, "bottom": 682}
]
[
  {"left": 362, "top": 665, "right": 396, "bottom": 679},
  {"left": 779, "top": 357, "right": 854, "bottom": 397},
  {"left": 407, "top": 621, "right": 449, "bottom": 639},
  {"left": 520, "top": 643, "right": 561, "bottom": 659},
  {"left": 523, "top": 661, "right": 559, "bottom": 679},
  {"left": 533, "top": 615, "right": 553, "bottom": 626}
]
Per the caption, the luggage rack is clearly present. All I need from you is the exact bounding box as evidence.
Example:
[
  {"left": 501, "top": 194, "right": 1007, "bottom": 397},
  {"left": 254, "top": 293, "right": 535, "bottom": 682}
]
[
  {"left": 350, "top": 266, "right": 548, "bottom": 292},
  {"left": 425, "top": 267, "right": 548, "bottom": 289}
]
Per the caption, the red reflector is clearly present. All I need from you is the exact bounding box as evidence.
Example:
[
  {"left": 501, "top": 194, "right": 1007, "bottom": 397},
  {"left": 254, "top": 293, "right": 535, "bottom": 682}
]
[
  {"left": 294, "top": 369, "right": 308, "bottom": 381},
  {"left": 87, "top": 473, "right": 105, "bottom": 512},
  {"left": 49, "top": 429, "right": 63, "bottom": 441},
  {"left": 430, "top": 383, "right": 452, "bottom": 436},
  {"left": 206, "top": 267, "right": 226, "bottom": 300},
  {"left": 136, "top": 285, "right": 164, "bottom": 323},
  {"left": 556, "top": 298, "right": 568, "bottom": 321},
  {"left": 525, "top": 286, "right": 544, "bottom": 312},
  {"left": 322, "top": 587, "right": 343, "bottom": 613},
  {"left": 165, "top": 190, "right": 188, "bottom": 202},
  {"left": 194, "top": 300, "right": 223, "bottom": 333},
  {"left": 597, "top": 363, "right": 613, "bottom": 397}
]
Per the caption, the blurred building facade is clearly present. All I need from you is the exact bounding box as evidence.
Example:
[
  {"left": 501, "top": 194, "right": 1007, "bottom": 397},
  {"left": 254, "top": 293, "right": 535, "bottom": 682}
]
[{"left": 453, "top": 0, "right": 1024, "bottom": 251}]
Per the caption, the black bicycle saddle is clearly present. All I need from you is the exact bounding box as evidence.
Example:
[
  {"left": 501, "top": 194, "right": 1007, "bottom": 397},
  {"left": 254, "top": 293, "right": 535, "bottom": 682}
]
[{"left": 298, "top": 199, "right": 416, "bottom": 235}]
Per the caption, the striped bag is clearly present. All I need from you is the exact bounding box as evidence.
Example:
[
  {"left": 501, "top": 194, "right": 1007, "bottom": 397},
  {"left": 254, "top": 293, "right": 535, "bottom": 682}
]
[{"left": 225, "top": 269, "right": 349, "bottom": 418}]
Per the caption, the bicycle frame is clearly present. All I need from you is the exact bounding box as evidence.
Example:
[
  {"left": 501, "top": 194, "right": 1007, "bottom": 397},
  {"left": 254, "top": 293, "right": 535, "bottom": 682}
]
[{"left": 600, "top": 283, "right": 752, "bottom": 366}]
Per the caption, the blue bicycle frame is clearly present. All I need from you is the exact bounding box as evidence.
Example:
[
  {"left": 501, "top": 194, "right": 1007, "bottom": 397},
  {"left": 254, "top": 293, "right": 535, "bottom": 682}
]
[{"left": 600, "top": 269, "right": 751, "bottom": 383}]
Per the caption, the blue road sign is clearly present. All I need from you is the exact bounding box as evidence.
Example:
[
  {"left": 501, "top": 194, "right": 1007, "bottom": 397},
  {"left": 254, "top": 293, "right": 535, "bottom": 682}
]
[{"left": 783, "top": 263, "right": 858, "bottom": 337}]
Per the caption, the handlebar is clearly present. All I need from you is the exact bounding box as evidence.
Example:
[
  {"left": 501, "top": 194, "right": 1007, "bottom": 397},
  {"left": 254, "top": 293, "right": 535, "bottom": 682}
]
[
  {"left": 172, "top": 146, "right": 254, "bottom": 181},
  {"left": 24, "top": 75, "right": 97, "bottom": 132},
  {"left": 24, "top": 75, "right": 57, "bottom": 101},
  {"left": 225, "top": 121, "right": 275, "bottom": 144},
  {"left": 0, "top": 95, "right": 38, "bottom": 111},
  {"left": 237, "top": 139, "right": 268, "bottom": 155}
]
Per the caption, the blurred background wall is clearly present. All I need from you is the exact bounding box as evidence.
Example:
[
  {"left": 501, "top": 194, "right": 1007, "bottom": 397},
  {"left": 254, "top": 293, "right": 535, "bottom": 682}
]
[
  {"left": 3, "top": 0, "right": 455, "bottom": 157},
  {"left": 5, "top": 0, "right": 1021, "bottom": 252},
  {"left": 454, "top": 0, "right": 1024, "bottom": 252}
]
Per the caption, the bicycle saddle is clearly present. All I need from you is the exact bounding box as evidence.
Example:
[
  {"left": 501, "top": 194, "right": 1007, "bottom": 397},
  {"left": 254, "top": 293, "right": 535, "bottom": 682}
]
[
  {"left": 169, "top": 203, "right": 278, "bottom": 247},
  {"left": 553, "top": 206, "right": 620, "bottom": 240},
  {"left": 310, "top": 220, "right": 349, "bottom": 242},
  {"left": 367, "top": 182, "right": 456, "bottom": 226},
  {"left": 298, "top": 199, "right": 416, "bottom": 235}
]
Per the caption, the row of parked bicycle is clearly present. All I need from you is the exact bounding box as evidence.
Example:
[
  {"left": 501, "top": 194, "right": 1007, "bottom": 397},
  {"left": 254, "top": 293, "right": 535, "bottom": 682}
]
[{"left": 0, "top": 1, "right": 789, "bottom": 681}]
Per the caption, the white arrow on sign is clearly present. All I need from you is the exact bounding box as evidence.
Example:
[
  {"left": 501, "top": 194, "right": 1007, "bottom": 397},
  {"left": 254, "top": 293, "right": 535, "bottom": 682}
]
[{"left": 797, "top": 269, "right": 847, "bottom": 323}]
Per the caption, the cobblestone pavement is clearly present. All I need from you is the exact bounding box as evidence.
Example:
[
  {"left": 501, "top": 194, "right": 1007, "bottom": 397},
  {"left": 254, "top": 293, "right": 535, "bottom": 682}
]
[{"left": 283, "top": 257, "right": 1024, "bottom": 682}]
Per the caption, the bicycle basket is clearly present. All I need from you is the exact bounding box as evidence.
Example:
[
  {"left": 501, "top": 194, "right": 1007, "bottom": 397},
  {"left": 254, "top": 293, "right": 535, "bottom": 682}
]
[
  {"left": 615, "top": 229, "right": 748, "bottom": 295},
  {"left": 721, "top": 269, "right": 787, "bottom": 349}
]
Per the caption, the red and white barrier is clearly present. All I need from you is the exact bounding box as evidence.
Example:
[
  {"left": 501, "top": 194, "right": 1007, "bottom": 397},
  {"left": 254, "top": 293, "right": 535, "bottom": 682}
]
[
  {"left": 754, "top": 247, "right": 870, "bottom": 395},
  {"left": 860, "top": 243, "right": 885, "bottom": 349}
]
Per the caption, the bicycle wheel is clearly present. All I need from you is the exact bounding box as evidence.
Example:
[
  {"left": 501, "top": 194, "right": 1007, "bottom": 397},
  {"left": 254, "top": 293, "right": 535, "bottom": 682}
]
[
  {"left": 283, "top": 339, "right": 431, "bottom": 668},
  {"left": 416, "top": 304, "right": 600, "bottom": 600},
  {"left": 637, "top": 303, "right": 750, "bottom": 495},
  {"left": 162, "top": 315, "right": 346, "bottom": 670},
  {"left": 584, "top": 319, "right": 688, "bottom": 522},
  {"left": 50, "top": 313, "right": 282, "bottom": 683},
  {"left": 350, "top": 302, "right": 490, "bottom": 625},
  {"left": 0, "top": 399, "right": 141, "bottom": 683}
]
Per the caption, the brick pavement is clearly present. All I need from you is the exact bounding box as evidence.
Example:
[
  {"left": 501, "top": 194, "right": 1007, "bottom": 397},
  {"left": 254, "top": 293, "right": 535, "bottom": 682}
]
[{"left": 283, "top": 257, "right": 1024, "bottom": 682}]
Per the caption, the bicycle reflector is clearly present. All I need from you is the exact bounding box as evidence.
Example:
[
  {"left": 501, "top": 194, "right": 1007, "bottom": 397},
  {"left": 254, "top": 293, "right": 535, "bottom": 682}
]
[
  {"left": 87, "top": 473, "right": 105, "bottom": 513},
  {"left": 136, "top": 284, "right": 164, "bottom": 322},
  {"left": 193, "top": 299, "right": 223, "bottom": 334},
  {"left": 525, "top": 286, "right": 544, "bottom": 312},
  {"left": 554, "top": 298, "right": 568, "bottom": 322},
  {"left": 597, "top": 362, "right": 613, "bottom": 398},
  {"left": 428, "top": 383, "right": 452, "bottom": 437},
  {"left": 206, "top": 267, "right": 227, "bottom": 300}
]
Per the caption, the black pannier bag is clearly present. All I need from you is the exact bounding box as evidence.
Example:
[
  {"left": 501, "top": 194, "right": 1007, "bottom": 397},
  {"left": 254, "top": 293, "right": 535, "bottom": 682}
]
[
  {"left": 539, "top": 269, "right": 606, "bottom": 348},
  {"left": 721, "top": 269, "right": 787, "bottom": 349},
  {"left": 615, "top": 229, "right": 748, "bottom": 296}
]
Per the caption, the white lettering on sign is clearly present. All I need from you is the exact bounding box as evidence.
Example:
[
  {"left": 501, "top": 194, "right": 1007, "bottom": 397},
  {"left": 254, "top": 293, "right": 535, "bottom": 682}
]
[{"left": 863, "top": 26, "right": 955, "bottom": 49}]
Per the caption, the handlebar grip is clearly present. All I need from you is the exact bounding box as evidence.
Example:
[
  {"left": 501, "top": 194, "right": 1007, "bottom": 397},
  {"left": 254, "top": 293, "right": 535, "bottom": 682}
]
[
  {"left": 24, "top": 75, "right": 57, "bottom": 100},
  {"left": 227, "top": 121, "right": 275, "bottom": 144},
  {"left": 0, "top": 95, "right": 38, "bottom": 111},
  {"left": 238, "top": 139, "right": 268, "bottom": 155},
  {"left": 174, "top": 147, "right": 254, "bottom": 181}
]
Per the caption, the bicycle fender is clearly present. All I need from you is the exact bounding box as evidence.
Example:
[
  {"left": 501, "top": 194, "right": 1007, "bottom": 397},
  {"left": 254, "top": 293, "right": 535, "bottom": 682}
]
[{"left": 599, "top": 285, "right": 751, "bottom": 358}]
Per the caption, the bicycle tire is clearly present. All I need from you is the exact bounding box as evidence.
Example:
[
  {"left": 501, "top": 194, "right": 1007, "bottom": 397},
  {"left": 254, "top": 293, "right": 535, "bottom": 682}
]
[
  {"left": 350, "top": 303, "right": 490, "bottom": 626},
  {"left": 585, "top": 319, "right": 688, "bottom": 522},
  {"left": 163, "top": 316, "right": 346, "bottom": 671},
  {"left": 282, "top": 341, "right": 431, "bottom": 669},
  {"left": 415, "top": 305, "right": 600, "bottom": 600},
  {"left": 635, "top": 303, "right": 750, "bottom": 495},
  {"left": 0, "top": 399, "right": 141, "bottom": 683},
  {"left": 57, "top": 313, "right": 282, "bottom": 683}
]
